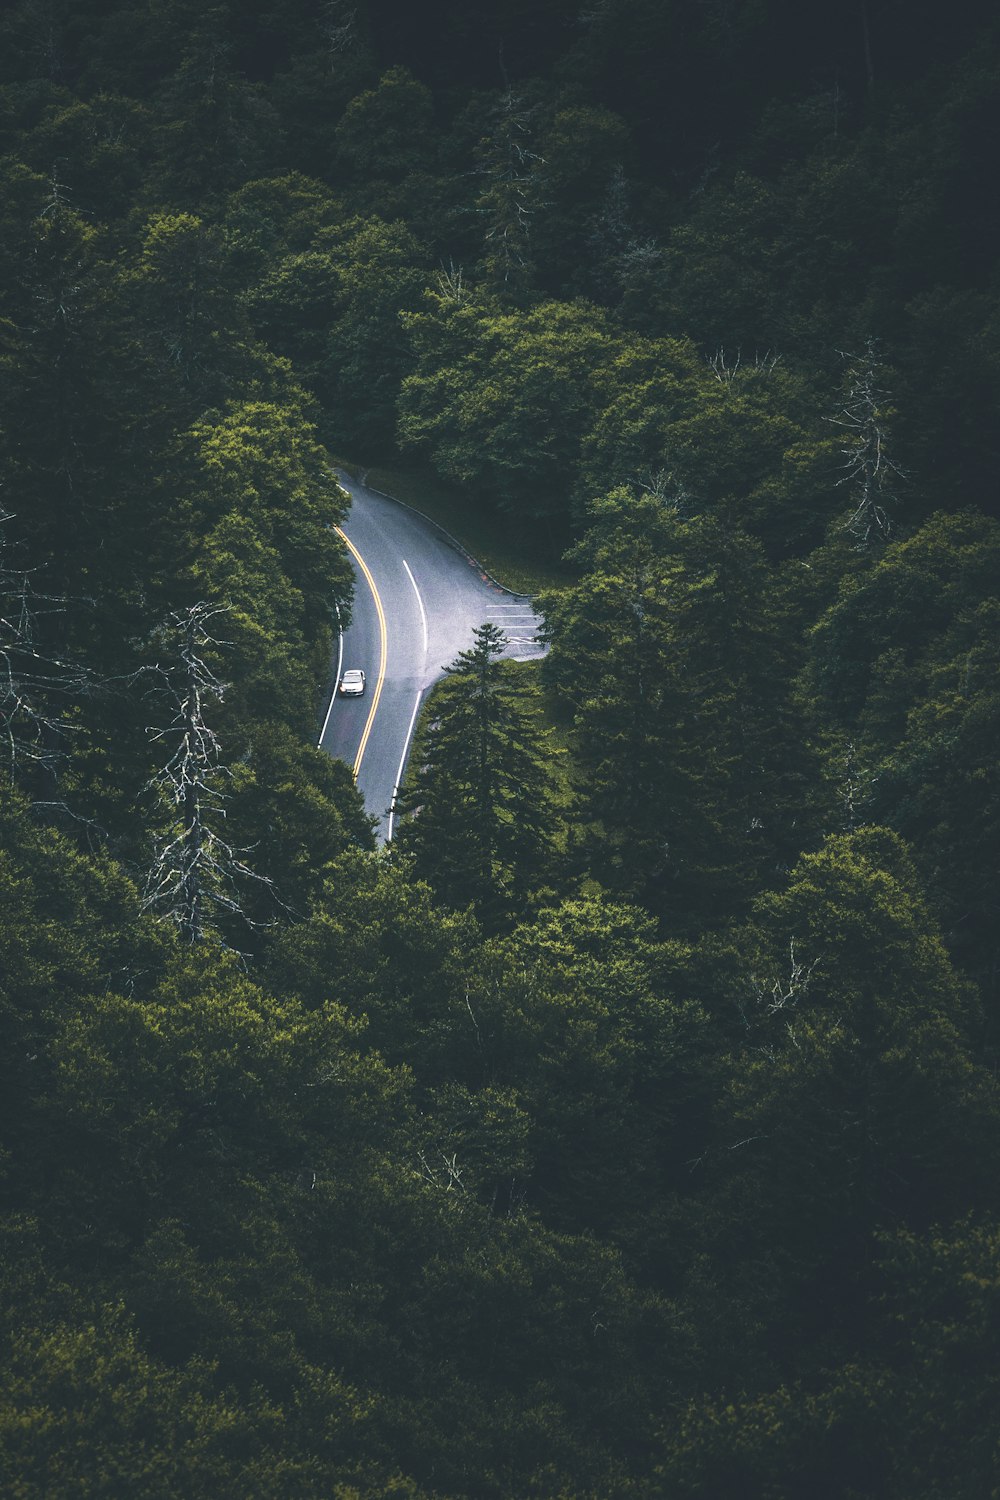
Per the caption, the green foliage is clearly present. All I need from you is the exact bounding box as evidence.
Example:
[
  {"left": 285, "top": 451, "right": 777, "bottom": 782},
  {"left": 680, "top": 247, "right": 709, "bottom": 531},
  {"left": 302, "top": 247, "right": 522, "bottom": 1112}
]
[
  {"left": 478, "top": 896, "right": 714, "bottom": 1254},
  {"left": 315, "top": 217, "right": 430, "bottom": 451},
  {"left": 804, "top": 512, "right": 1000, "bottom": 986},
  {"left": 265, "top": 848, "right": 481, "bottom": 1074},
  {"left": 400, "top": 293, "right": 821, "bottom": 542},
  {"left": 869, "top": 1219, "right": 1000, "bottom": 1496},
  {"left": 0, "top": 1301, "right": 325, "bottom": 1500},
  {"left": 396, "top": 624, "right": 561, "bottom": 927},
  {"left": 572, "top": 335, "right": 712, "bottom": 508},
  {"left": 399, "top": 293, "right": 628, "bottom": 521},
  {"left": 0, "top": 806, "right": 690, "bottom": 1495},
  {"left": 335, "top": 67, "right": 435, "bottom": 184},
  {"left": 698, "top": 829, "right": 998, "bottom": 1356},
  {"left": 806, "top": 510, "right": 1000, "bottom": 741},
  {"left": 263, "top": 8, "right": 376, "bottom": 184},
  {"left": 871, "top": 598, "right": 1000, "bottom": 988},
  {"left": 174, "top": 398, "right": 353, "bottom": 728},
  {"left": 656, "top": 1365, "right": 894, "bottom": 1500},
  {"left": 1, "top": 4, "right": 998, "bottom": 1493},
  {"left": 542, "top": 489, "right": 817, "bottom": 925},
  {"left": 1, "top": 92, "right": 154, "bottom": 221},
  {"left": 249, "top": 214, "right": 430, "bottom": 451},
  {"left": 226, "top": 721, "right": 375, "bottom": 918},
  {"left": 223, "top": 172, "right": 344, "bottom": 281},
  {"left": 530, "top": 104, "right": 631, "bottom": 295},
  {"left": 657, "top": 1217, "right": 1000, "bottom": 1499},
  {"left": 653, "top": 171, "right": 788, "bottom": 348},
  {"left": 151, "top": 19, "right": 282, "bottom": 204}
]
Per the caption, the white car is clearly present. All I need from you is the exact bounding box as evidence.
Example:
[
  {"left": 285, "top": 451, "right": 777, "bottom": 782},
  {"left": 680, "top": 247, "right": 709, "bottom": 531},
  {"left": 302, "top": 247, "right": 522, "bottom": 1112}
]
[{"left": 338, "top": 668, "right": 366, "bottom": 697}]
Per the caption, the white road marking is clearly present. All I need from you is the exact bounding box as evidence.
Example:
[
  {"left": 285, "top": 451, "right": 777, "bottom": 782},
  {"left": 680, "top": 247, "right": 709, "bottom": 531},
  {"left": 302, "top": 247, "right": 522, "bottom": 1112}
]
[
  {"left": 316, "top": 602, "right": 345, "bottom": 747},
  {"left": 387, "top": 689, "right": 424, "bottom": 842},
  {"left": 403, "top": 558, "right": 428, "bottom": 660}
]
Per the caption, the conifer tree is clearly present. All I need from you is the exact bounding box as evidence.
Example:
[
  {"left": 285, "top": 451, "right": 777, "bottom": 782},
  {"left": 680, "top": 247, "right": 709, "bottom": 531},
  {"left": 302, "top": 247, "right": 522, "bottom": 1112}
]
[
  {"left": 396, "top": 622, "right": 558, "bottom": 926},
  {"left": 543, "top": 489, "right": 814, "bottom": 927},
  {"left": 540, "top": 488, "right": 685, "bottom": 909}
]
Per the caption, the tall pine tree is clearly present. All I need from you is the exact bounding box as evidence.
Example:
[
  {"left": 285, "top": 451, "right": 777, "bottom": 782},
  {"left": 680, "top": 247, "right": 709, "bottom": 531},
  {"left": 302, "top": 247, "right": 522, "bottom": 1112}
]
[{"left": 396, "top": 622, "right": 559, "bottom": 927}]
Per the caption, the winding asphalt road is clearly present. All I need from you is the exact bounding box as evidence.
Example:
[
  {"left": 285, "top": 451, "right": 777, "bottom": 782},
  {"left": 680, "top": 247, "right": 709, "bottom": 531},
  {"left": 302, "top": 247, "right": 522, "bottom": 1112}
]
[{"left": 317, "top": 471, "right": 546, "bottom": 841}]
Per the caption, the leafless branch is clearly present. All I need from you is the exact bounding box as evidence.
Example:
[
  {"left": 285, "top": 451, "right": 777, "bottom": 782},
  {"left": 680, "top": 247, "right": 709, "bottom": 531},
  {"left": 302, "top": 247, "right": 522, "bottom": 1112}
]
[
  {"left": 0, "top": 508, "right": 93, "bottom": 783},
  {"left": 436, "top": 260, "right": 468, "bottom": 304},
  {"left": 709, "top": 346, "right": 780, "bottom": 385},
  {"left": 319, "top": 1, "right": 358, "bottom": 54},
  {"left": 475, "top": 90, "right": 545, "bottom": 285},
  {"left": 142, "top": 602, "right": 276, "bottom": 943},
  {"left": 829, "top": 338, "right": 906, "bottom": 546},
  {"left": 709, "top": 345, "right": 741, "bottom": 385},
  {"left": 417, "top": 1150, "right": 467, "bottom": 1193},
  {"left": 748, "top": 938, "right": 818, "bottom": 1020}
]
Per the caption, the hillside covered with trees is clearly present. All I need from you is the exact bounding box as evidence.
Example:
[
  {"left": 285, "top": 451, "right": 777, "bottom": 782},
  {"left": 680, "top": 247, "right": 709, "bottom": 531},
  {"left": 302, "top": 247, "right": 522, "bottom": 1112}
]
[{"left": 1, "top": 2, "right": 999, "bottom": 1494}]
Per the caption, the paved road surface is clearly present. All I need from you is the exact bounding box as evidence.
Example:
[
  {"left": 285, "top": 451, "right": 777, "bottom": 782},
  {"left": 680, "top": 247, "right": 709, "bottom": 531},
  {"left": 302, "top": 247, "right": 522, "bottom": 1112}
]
[{"left": 317, "top": 471, "right": 546, "bottom": 841}]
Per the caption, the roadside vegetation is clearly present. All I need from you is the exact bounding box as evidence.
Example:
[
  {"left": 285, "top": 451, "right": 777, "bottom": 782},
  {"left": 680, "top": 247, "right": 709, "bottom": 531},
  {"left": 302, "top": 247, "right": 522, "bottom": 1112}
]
[{"left": 336, "top": 456, "right": 576, "bottom": 595}]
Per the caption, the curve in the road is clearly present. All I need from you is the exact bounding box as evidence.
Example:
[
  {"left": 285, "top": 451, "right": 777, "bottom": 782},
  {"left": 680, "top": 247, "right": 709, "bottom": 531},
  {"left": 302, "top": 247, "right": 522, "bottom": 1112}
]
[{"left": 317, "top": 472, "right": 547, "bottom": 841}]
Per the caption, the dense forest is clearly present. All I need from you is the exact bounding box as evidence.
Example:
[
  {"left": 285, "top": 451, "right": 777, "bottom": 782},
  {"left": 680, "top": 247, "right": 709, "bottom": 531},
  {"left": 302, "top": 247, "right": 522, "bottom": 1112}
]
[{"left": 1, "top": 1, "right": 999, "bottom": 1494}]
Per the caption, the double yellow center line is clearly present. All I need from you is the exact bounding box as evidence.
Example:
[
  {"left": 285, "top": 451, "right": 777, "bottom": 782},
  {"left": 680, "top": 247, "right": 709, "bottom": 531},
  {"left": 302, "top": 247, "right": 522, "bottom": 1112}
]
[{"left": 335, "top": 526, "right": 387, "bottom": 779}]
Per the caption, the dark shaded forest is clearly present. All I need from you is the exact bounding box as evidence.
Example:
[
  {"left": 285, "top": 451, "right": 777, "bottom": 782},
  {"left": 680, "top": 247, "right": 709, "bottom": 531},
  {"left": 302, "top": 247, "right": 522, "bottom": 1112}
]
[{"left": 1, "top": 1, "right": 999, "bottom": 1494}]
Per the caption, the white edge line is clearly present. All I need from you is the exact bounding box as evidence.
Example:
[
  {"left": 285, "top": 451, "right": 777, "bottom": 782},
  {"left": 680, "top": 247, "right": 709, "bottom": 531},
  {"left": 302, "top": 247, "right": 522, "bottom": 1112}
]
[
  {"left": 402, "top": 558, "right": 428, "bottom": 658},
  {"left": 387, "top": 689, "right": 424, "bottom": 842},
  {"left": 317, "top": 601, "right": 344, "bottom": 747}
]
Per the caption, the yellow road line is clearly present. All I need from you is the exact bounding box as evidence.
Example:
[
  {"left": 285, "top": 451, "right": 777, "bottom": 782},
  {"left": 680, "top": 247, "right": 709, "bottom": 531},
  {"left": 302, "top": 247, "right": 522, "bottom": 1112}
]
[{"left": 336, "top": 526, "right": 387, "bottom": 779}]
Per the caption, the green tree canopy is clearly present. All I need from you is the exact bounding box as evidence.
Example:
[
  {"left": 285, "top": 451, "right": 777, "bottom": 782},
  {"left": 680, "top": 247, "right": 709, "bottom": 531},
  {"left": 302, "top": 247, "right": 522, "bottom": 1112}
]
[{"left": 396, "top": 623, "right": 560, "bottom": 927}]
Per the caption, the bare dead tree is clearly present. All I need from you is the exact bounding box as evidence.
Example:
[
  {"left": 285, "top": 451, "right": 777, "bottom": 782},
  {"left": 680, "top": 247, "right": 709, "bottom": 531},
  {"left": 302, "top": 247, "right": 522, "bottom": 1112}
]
[
  {"left": 0, "top": 508, "right": 90, "bottom": 786},
  {"left": 577, "top": 2, "right": 613, "bottom": 28},
  {"left": 709, "top": 345, "right": 742, "bottom": 385},
  {"left": 584, "top": 164, "right": 662, "bottom": 297},
  {"left": 417, "top": 1150, "right": 467, "bottom": 1194},
  {"left": 737, "top": 939, "right": 820, "bottom": 1060},
  {"left": 435, "top": 260, "right": 469, "bottom": 305},
  {"left": 319, "top": 0, "right": 359, "bottom": 55},
  {"left": 41, "top": 160, "right": 74, "bottom": 219},
  {"left": 142, "top": 602, "right": 273, "bottom": 944},
  {"left": 831, "top": 338, "right": 904, "bottom": 546},
  {"left": 748, "top": 940, "right": 818, "bottom": 1020},
  {"left": 840, "top": 739, "right": 864, "bottom": 833},
  {"left": 632, "top": 470, "right": 693, "bottom": 514},
  {"left": 708, "top": 346, "right": 781, "bottom": 386},
  {"left": 475, "top": 89, "right": 544, "bottom": 293}
]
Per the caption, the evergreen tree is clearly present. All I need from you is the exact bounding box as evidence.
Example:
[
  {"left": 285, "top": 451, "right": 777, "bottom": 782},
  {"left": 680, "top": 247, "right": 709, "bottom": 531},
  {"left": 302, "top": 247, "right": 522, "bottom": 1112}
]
[
  {"left": 543, "top": 489, "right": 815, "bottom": 927},
  {"left": 696, "top": 828, "right": 998, "bottom": 1363},
  {"left": 396, "top": 622, "right": 559, "bottom": 926}
]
